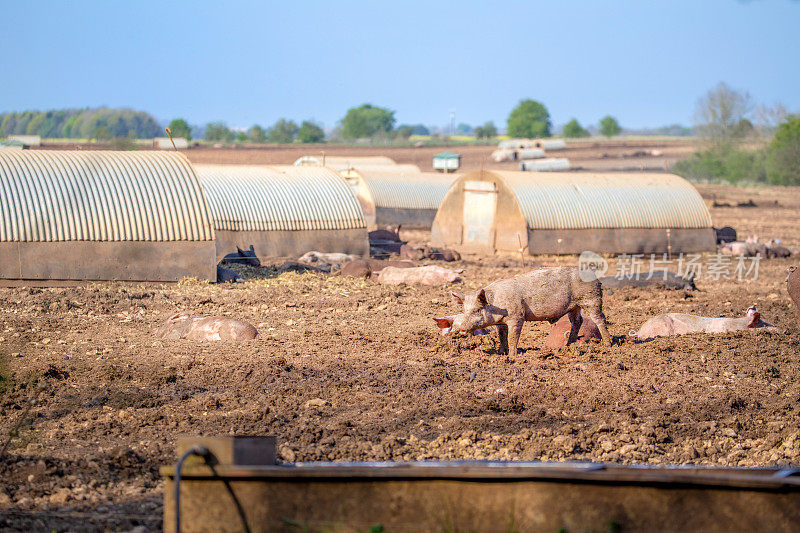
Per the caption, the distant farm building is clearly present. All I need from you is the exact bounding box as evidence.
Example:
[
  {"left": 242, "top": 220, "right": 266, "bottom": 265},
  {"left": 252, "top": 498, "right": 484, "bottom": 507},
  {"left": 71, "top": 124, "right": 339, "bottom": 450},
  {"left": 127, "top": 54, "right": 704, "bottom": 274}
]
[
  {"left": 535, "top": 139, "right": 567, "bottom": 150},
  {"left": 519, "top": 158, "right": 570, "bottom": 171},
  {"left": 433, "top": 152, "right": 461, "bottom": 172},
  {"left": 431, "top": 170, "right": 715, "bottom": 255},
  {"left": 0, "top": 151, "right": 216, "bottom": 281},
  {"left": 293, "top": 155, "right": 421, "bottom": 173},
  {"left": 195, "top": 165, "right": 369, "bottom": 259},
  {"left": 339, "top": 169, "right": 459, "bottom": 230},
  {"left": 153, "top": 137, "right": 189, "bottom": 149},
  {"left": 7, "top": 134, "right": 41, "bottom": 147}
]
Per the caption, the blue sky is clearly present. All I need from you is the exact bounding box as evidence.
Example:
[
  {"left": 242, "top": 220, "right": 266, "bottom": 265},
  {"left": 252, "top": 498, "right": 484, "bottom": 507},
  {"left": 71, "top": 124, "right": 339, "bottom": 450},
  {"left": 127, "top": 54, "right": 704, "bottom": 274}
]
[{"left": 1, "top": 1, "right": 798, "bottom": 130}]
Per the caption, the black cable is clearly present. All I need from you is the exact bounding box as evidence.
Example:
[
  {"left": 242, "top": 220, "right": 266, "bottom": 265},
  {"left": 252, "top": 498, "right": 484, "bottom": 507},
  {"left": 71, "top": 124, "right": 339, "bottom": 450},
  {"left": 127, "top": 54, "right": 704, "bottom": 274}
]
[{"left": 174, "top": 445, "right": 212, "bottom": 533}]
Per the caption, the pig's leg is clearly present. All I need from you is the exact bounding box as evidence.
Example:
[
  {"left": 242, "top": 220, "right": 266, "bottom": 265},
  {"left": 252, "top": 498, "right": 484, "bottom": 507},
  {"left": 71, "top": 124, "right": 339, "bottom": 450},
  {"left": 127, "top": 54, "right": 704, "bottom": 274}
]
[
  {"left": 583, "top": 306, "right": 611, "bottom": 345},
  {"left": 566, "top": 308, "right": 582, "bottom": 345},
  {"left": 507, "top": 318, "right": 525, "bottom": 358},
  {"left": 496, "top": 324, "right": 509, "bottom": 355}
]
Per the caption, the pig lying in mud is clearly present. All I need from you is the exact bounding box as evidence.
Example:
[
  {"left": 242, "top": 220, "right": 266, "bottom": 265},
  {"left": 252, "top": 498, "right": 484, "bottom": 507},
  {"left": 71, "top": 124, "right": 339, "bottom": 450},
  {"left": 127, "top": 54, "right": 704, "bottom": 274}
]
[
  {"left": 154, "top": 313, "right": 259, "bottom": 341},
  {"left": 544, "top": 312, "right": 602, "bottom": 349},
  {"left": 377, "top": 265, "right": 462, "bottom": 286},
  {"left": 435, "top": 266, "right": 611, "bottom": 357},
  {"left": 341, "top": 259, "right": 416, "bottom": 278},
  {"left": 635, "top": 306, "right": 779, "bottom": 341},
  {"left": 216, "top": 265, "right": 243, "bottom": 283},
  {"left": 600, "top": 271, "right": 696, "bottom": 291},
  {"left": 299, "top": 251, "right": 360, "bottom": 266},
  {"left": 223, "top": 245, "right": 260, "bottom": 267}
]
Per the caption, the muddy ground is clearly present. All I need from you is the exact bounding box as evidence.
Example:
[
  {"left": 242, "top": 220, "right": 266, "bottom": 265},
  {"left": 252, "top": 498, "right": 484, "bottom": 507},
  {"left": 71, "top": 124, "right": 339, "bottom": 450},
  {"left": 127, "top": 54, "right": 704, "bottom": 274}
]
[{"left": 1, "top": 183, "right": 799, "bottom": 531}]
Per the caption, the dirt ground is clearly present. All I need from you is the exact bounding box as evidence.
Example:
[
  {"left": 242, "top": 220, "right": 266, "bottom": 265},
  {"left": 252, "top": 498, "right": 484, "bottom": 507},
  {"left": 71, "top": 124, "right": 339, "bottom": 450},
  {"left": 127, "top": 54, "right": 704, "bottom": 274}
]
[{"left": 2, "top": 157, "right": 800, "bottom": 530}]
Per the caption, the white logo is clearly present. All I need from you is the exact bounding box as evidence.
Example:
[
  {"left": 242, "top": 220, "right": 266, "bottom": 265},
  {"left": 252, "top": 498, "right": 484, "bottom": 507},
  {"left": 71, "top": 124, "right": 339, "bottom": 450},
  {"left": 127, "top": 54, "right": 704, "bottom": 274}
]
[{"left": 578, "top": 251, "right": 608, "bottom": 282}]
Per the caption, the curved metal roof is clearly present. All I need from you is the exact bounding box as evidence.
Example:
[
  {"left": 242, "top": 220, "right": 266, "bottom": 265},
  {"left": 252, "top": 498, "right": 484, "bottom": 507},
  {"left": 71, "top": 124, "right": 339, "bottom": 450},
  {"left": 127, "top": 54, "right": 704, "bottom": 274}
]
[
  {"left": 195, "top": 165, "right": 366, "bottom": 232},
  {"left": 485, "top": 170, "right": 712, "bottom": 230},
  {"left": 0, "top": 150, "right": 214, "bottom": 242},
  {"left": 346, "top": 170, "right": 459, "bottom": 210}
]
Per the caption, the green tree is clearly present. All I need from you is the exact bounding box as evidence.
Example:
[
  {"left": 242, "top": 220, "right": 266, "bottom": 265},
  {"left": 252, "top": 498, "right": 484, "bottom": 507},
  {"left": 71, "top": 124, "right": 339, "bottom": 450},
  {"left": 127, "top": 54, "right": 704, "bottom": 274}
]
[
  {"left": 474, "top": 121, "right": 497, "bottom": 139},
  {"left": 248, "top": 125, "right": 267, "bottom": 143},
  {"left": 767, "top": 114, "right": 800, "bottom": 185},
  {"left": 562, "top": 118, "right": 589, "bottom": 138},
  {"left": 205, "top": 121, "right": 234, "bottom": 142},
  {"left": 599, "top": 115, "right": 622, "bottom": 138},
  {"left": 268, "top": 119, "right": 298, "bottom": 143},
  {"left": 167, "top": 118, "right": 192, "bottom": 140},
  {"left": 456, "top": 123, "right": 472, "bottom": 134},
  {"left": 507, "top": 99, "right": 551, "bottom": 138},
  {"left": 298, "top": 121, "right": 325, "bottom": 143},
  {"left": 339, "top": 104, "right": 396, "bottom": 140}
]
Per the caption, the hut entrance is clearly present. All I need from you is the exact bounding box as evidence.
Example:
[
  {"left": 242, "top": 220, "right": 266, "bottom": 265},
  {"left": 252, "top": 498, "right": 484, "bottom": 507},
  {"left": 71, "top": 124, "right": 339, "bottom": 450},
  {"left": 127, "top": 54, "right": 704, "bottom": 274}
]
[{"left": 462, "top": 181, "right": 497, "bottom": 248}]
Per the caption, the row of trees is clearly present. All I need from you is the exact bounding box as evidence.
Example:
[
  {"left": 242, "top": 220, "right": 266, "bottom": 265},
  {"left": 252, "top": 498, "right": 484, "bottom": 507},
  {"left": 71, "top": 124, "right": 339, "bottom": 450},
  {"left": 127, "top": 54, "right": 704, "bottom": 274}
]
[
  {"left": 506, "top": 99, "right": 621, "bottom": 139},
  {"left": 673, "top": 82, "right": 799, "bottom": 185},
  {"left": 0, "top": 108, "right": 160, "bottom": 139}
]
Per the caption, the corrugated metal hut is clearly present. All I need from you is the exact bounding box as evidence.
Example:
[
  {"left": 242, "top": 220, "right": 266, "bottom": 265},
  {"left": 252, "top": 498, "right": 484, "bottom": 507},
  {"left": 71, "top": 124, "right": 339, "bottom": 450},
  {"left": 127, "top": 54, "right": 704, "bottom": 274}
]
[
  {"left": 0, "top": 150, "right": 216, "bottom": 281},
  {"left": 195, "top": 165, "right": 369, "bottom": 259},
  {"left": 431, "top": 170, "right": 715, "bottom": 255},
  {"left": 519, "top": 158, "right": 570, "bottom": 171},
  {"left": 153, "top": 137, "right": 189, "bottom": 149},
  {"left": 339, "top": 169, "right": 460, "bottom": 230}
]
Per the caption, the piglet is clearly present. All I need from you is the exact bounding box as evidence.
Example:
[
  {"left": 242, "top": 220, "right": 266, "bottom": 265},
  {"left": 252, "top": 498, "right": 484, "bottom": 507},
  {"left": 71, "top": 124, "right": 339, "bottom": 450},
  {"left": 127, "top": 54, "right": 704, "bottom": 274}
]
[
  {"left": 154, "top": 313, "right": 259, "bottom": 341},
  {"left": 635, "top": 305, "right": 778, "bottom": 341}
]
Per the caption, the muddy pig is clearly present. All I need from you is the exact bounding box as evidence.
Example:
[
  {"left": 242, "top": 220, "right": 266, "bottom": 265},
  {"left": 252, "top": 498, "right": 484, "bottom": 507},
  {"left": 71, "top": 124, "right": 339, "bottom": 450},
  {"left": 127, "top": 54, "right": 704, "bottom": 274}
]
[
  {"left": 635, "top": 305, "right": 778, "bottom": 341},
  {"left": 544, "top": 312, "right": 601, "bottom": 349},
  {"left": 437, "top": 266, "right": 611, "bottom": 357},
  {"left": 222, "top": 245, "right": 260, "bottom": 267},
  {"left": 787, "top": 266, "right": 800, "bottom": 326},
  {"left": 154, "top": 313, "right": 259, "bottom": 341}
]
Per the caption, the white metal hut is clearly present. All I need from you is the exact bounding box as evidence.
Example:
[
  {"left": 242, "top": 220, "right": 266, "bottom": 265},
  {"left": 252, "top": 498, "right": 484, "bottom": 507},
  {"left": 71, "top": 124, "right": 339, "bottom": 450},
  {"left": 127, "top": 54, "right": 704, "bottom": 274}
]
[
  {"left": 0, "top": 150, "right": 216, "bottom": 281},
  {"left": 431, "top": 170, "right": 715, "bottom": 255},
  {"left": 339, "top": 168, "right": 460, "bottom": 230},
  {"left": 194, "top": 165, "right": 369, "bottom": 259}
]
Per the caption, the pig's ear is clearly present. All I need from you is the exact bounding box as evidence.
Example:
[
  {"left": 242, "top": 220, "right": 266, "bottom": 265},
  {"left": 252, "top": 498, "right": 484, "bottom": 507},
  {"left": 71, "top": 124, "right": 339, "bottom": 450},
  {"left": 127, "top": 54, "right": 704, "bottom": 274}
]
[
  {"left": 249, "top": 245, "right": 255, "bottom": 252},
  {"left": 434, "top": 317, "right": 454, "bottom": 329},
  {"left": 168, "top": 312, "right": 189, "bottom": 322},
  {"left": 237, "top": 246, "right": 245, "bottom": 255},
  {"left": 477, "top": 289, "right": 487, "bottom": 305},
  {"left": 450, "top": 291, "right": 464, "bottom": 304},
  {"left": 746, "top": 306, "right": 760, "bottom": 327}
]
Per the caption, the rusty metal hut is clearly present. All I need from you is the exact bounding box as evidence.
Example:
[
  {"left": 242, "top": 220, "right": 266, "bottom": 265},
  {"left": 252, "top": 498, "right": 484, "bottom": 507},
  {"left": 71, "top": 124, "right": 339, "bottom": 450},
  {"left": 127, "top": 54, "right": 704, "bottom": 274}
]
[
  {"left": 0, "top": 150, "right": 216, "bottom": 281},
  {"left": 194, "top": 165, "right": 369, "bottom": 259},
  {"left": 339, "top": 168, "right": 460, "bottom": 230},
  {"left": 431, "top": 170, "right": 715, "bottom": 254}
]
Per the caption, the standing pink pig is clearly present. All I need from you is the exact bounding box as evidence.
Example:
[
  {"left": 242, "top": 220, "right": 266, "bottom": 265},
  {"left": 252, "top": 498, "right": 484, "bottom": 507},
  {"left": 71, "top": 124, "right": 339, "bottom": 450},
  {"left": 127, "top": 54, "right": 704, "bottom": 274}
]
[{"left": 436, "top": 266, "right": 611, "bottom": 357}]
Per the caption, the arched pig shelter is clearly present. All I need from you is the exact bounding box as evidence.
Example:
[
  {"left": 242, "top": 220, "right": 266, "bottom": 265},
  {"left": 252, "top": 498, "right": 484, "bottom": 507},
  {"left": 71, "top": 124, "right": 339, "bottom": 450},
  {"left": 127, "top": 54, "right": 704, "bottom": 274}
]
[
  {"left": 194, "top": 165, "right": 369, "bottom": 260},
  {"left": 431, "top": 170, "right": 715, "bottom": 255},
  {"left": 339, "top": 169, "right": 459, "bottom": 230},
  {"left": 0, "top": 150, "right": 216, "bottom": 281}
]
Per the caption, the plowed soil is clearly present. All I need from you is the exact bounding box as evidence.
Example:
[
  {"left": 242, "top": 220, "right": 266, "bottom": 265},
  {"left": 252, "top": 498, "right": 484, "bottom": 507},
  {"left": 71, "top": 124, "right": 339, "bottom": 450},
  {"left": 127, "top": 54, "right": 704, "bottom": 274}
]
[{"left": 1, "top": 182, "right": 799, "bottom": 531}]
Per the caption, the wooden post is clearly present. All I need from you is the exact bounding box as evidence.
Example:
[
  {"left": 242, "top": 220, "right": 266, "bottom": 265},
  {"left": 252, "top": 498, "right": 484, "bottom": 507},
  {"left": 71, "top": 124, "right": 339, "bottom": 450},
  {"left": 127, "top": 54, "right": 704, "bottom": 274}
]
[
  {"left": 165, "top": 127, "right": 178, "bottom": 151},
  {"left": 517, "top": 233, "right": 526, "bottom": 269}
]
